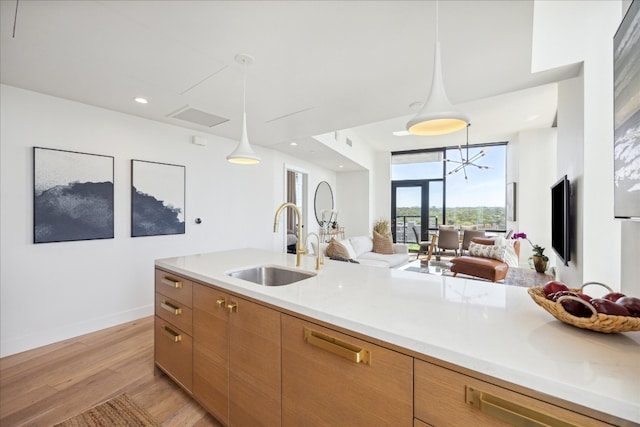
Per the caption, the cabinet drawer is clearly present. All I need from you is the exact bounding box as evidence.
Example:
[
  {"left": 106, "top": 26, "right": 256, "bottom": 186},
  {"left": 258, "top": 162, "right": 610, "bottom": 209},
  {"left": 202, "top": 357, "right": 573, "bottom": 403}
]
[
  {"left": 155, "top": 293, "right": 192, "bottom": 335},
  {"left": 282, "top": 314, "right": 413, "bottom": 426},
  {"left": 154, "top": 316, "right": 192, "bottom": 392},
  {"left": 414, "top": 359, "right": 612, "bottom": 427},
  {"left": 155, "top": 269, "right": 192, "bottom": 307}
]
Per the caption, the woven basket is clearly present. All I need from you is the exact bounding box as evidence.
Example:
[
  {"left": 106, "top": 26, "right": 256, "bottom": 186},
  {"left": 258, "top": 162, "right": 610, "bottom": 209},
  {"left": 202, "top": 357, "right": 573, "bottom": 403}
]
[{"left": 527, "top": 283, "right": 640, "bottom": 333}]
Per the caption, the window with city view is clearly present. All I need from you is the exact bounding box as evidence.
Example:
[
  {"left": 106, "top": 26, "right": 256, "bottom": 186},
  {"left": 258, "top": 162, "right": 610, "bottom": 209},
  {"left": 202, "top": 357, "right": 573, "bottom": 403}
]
[{"left": 391, "top": 143, "right": 507, "bottom": 243}]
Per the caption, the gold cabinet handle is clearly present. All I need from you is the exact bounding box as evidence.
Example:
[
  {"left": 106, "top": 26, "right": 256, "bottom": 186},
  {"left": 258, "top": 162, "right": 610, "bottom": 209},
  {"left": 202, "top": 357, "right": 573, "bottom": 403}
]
[
  {"left": 161, "top": 276, "right": 183, "bottom": 289},
  {"left": 227, "top": 302, "right": 238, "bottom": 313},
  {"left": 160, "top": 300, "right": 182, "bottom": 315},
  {"left": 303, "top": 327, "right": 371, "bottom": 365},
  {"left": 465, "top": 386, "right": 578, "bottom": 427},
  {"left": 161, "top": 325, "right": 182, "bottom": 343},
  {"left": 216, "top": 298, "right": 226, "bottom": 308}
]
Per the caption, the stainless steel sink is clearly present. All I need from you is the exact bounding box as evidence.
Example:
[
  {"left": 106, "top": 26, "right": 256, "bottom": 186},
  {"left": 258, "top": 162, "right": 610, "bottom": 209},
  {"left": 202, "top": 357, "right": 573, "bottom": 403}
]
[{"left": 226, "top": 265, "right": 316, "bottom": 286}]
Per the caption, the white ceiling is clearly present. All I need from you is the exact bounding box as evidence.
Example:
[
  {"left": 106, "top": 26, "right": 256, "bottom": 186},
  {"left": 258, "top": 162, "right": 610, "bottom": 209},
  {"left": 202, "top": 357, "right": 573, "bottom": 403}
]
[{"left": 0, "top": 0, "right": 580, "bottom": 172}]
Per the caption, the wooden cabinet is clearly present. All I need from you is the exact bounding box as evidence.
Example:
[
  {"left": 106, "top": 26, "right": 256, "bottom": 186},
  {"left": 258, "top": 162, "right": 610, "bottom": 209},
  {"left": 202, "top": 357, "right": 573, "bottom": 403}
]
[
  {"left": 414, "top": 359, "right": 613, "bottom": 427},
  {"left": 154, "top": 269, "right": 193, "bottom": 392},
  {"left": 281, "top": 314, "right": 413, "bottom": 426},
  {"left": 154, "top": 266, "right": 618, "bottom": 426},
  {"left": 192, "top": 284, "right": 229, "bottom": 424},
  {"left": 193, "top": 283, "right": 281, "bottom": 427}
]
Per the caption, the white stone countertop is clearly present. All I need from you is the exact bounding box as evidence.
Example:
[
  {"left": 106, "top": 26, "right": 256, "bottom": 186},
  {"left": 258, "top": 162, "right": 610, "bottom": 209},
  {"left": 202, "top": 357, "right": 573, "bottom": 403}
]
[{"left": 156, "top": 248, "right": 640, "bottom": 424}]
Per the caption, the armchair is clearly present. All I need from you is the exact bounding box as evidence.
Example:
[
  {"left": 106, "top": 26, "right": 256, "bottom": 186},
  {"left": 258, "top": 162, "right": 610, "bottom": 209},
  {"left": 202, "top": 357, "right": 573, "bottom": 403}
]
[
  {"left": 437, "top": 227, "right": 460, "bottom": 257},
  {"left": 461, "top": 230, "right": 485, "bottom": 254},
  {"left": 412, "top": 226, "right": 431, "bottom": 259},
  {"left": 450, "top": 237, "right": 520, "bottom": 282}
]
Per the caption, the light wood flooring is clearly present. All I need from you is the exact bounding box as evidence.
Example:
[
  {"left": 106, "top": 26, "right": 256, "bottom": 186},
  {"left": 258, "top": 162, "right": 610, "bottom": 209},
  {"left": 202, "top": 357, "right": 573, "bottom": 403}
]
[{"left": 0, "top": 316, "right": 223, "bottom": 426}]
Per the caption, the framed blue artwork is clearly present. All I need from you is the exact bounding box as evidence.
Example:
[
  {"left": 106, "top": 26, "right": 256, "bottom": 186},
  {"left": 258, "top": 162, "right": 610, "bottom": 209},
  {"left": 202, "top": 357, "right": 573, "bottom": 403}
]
[
  {"left": 131, "top": 159, "right": 185, "bottom": 237},
  {"left": 33, "top": 147, "right": 114, "bottom": 243}
]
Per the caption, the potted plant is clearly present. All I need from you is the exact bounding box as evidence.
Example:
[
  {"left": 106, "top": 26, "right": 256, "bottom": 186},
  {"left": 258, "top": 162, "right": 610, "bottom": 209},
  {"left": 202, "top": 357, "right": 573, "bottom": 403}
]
[
  {"left": 373, "top": 218, "right": 390, "bottom": 235},
  {"left": 512, "top": 232, "right": 549, "bottom": 273}
]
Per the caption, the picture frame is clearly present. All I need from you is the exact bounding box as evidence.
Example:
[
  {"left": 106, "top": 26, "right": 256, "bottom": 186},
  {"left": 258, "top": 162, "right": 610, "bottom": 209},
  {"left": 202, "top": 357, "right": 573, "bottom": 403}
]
[
  {"left": 131, "top": 160, "right": 185, "bottom": 237},
  {"left": 506, "top": 182, "right": 516, "bottom": 221},
  {"left": 613, "top": 0, "right": 640, "bottom": 219},
  {"left": 33, "top": 147, "right": 114, "bottom": 243}
]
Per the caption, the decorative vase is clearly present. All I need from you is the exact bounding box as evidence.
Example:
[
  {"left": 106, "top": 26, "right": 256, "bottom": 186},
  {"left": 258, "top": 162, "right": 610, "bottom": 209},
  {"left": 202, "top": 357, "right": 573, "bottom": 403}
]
[{"left": 532, "top": 255, "right": 547, "bottom": 273}]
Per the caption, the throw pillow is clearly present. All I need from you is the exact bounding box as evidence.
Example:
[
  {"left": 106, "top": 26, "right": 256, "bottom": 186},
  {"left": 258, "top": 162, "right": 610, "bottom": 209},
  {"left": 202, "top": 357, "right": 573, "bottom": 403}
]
[
  {"left": 372, "top": 231, "right": 394, "bottom": 254},
  {"left": 326, "top": 239, "right": 351, "bottom": 260},
  {"left": 339, "top": 239, "right": 358, "bottom": 259},
  {"left": 469, "top": 241, "right": 505, "bottom": 262},
  {"left": 493, "top": 237, "right": 519, "bottom": 267},
  {"left": 349, "top": 235, "right": 373, "bottom": 257}
]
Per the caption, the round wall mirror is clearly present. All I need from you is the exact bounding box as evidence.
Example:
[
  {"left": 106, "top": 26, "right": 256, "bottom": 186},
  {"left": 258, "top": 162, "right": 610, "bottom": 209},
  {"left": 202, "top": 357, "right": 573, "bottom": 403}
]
[{"left": 314, "top": 181, "right": 334, "bottom": 226}]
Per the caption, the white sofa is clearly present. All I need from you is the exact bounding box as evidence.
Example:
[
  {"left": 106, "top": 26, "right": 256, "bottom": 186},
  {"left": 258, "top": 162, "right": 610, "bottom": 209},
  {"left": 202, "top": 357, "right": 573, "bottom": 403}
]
[{"left": 311, "top": 235, "right": 409, "bottom": 268}]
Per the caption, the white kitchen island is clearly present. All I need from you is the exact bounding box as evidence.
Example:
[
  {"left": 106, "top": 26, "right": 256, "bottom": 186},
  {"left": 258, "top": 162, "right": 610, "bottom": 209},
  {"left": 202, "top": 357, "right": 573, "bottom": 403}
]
[{"left": 156, "top": 248, "right": 640, "bottom": 426}]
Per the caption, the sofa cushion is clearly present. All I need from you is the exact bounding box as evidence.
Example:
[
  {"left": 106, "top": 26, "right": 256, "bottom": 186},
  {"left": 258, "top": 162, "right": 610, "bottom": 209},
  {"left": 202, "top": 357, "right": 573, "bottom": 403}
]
[
  {"left": 356, "top": 258, "right": 391, "bottom": 268},
  {"left": 349, "top": 235, "right": 373, "bottom": 257},
  {"left": 469, "top": 241, "right": 505, "bottom": 262},
  {"left": 450, "top": 255, "right": 509, "bottom": 282},
  {"left": 372, "top": 231, "right": 394, "bottom": 254},
  {"left": 359, "top": 251, "right": 408, "bottom": 268},
  {"left": 326, "top": 239, "right": 351, "bottom": 260}
]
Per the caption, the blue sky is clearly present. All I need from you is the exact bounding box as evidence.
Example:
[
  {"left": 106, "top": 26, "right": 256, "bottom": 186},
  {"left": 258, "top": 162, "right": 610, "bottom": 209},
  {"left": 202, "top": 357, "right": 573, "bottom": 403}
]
[{"left": 393, "top": 145, "right": 506, "bottom": 208}]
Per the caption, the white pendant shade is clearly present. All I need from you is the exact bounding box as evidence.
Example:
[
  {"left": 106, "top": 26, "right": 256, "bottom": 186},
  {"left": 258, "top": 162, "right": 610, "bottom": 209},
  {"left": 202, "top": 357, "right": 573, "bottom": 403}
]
[
  {"left": 227, "top": 112, "right": 260, "bottom": 164},
  {"left": 227, "top": 53, "right": 261, "bottom": 165},
  {"left": 406, "top": 42, "right": 470, "bottom": 136}
]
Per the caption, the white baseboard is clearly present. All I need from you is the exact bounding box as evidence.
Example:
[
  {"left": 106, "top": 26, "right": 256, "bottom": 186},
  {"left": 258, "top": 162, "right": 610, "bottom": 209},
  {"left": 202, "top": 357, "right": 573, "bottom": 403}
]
[{"left": 0, "top": 304, "right": 154, "bottom": 358}]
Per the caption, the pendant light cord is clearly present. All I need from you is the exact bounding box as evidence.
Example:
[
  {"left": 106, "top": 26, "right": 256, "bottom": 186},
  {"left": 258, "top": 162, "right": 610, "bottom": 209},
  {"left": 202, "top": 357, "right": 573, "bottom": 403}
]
[
  {"left": 435, "top": 0, "right": 439, "bottom": 44},
  {"left": 466, "top": 124, "right": 469, "bottom": 161},
  {"left": 242, "top": 60, "right": 247, "bottom": 116},
  {"left": 13, "top": 0, "right": 19, "bottom": 38}
]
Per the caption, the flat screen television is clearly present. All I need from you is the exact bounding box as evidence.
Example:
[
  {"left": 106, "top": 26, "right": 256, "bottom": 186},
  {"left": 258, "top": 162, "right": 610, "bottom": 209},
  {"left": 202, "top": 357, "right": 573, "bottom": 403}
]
[
  {"left": 613, "top": 0, "right": 640, "bottom": 220},
  {"left": 551, "top": 175, "right": 571, "bottom": 266}
]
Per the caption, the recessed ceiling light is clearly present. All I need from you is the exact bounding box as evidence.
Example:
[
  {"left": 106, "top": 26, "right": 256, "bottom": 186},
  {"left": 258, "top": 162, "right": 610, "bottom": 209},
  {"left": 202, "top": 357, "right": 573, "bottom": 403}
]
[
  {"left": 134, "top": 97, "right": 148, "bottom": 104},
  {"left": 339, "top": 165, "right": 344, "bottom": 168},
  {"left": 392, "top": 130, "right": 411, "bottom": 136},
  {"left": 290, "top": 142, "right": 298, "bottom": 146}
]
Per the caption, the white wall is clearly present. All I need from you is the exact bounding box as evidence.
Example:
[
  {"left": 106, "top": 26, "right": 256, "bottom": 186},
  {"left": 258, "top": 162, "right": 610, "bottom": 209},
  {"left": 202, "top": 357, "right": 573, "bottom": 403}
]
[
  {"left": 371, "top": 151, "right": 392, "bottom": 230},
  {"left": 0, "top": 84, "right": 335, "bottom": 357},
  {"left": 506, "top": 135, "right": 519, "bottom": 235},
  {"left": 532, "top": 0, "right": 639, "bottom": 295},
  {"left": 557, "top": 74, "right": 584, "bottom": 286},
  {"left": 315, "top": 129, "right": 375, "bottom": 171},
  {"left": 336, "top": 171, "right": 370, "bottom": 237},
  {"left": 516, "top": 128, "right": 557, "bottom": 267}
]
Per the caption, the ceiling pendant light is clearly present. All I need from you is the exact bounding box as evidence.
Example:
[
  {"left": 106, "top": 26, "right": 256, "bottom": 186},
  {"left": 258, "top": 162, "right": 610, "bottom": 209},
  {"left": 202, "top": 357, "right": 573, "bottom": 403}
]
[
  {"left": 406, "top": 1, "right": 469, "bottom": 136},
  {"left": 444, "top": 124, "right": 489, "bottom": 181},
  {"left": 227, "top": 54, "right": 261, "bottom": 165}
]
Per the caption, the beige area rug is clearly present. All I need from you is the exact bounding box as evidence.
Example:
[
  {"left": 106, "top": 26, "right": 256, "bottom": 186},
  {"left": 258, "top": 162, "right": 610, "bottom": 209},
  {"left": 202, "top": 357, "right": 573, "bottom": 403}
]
[{"left": 54, "top": 393, "right": 159, "bottom": 427}]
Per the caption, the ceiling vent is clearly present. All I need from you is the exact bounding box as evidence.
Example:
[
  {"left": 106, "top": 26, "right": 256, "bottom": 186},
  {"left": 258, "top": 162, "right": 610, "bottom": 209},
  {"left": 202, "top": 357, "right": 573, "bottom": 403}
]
[{"left": 168, "top": 106, "right": 229, "bottom": 127}]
